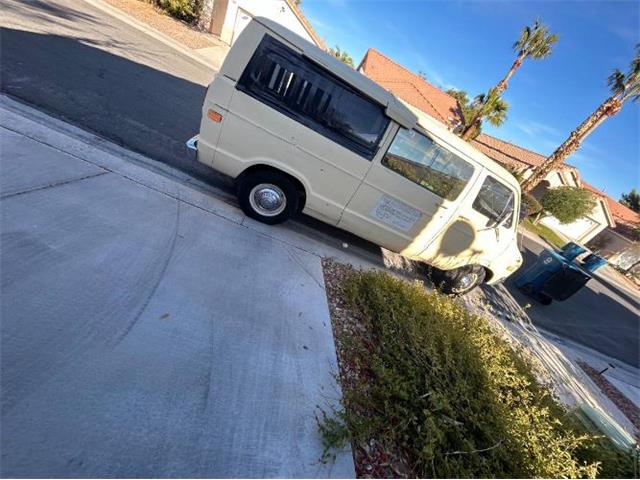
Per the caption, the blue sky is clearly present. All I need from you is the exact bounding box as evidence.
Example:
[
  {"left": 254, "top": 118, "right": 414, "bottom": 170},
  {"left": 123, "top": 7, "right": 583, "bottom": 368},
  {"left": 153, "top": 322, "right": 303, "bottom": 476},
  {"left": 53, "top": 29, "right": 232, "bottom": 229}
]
[{"left": 300, "top": 0, "right": 639, "bottom": 199}]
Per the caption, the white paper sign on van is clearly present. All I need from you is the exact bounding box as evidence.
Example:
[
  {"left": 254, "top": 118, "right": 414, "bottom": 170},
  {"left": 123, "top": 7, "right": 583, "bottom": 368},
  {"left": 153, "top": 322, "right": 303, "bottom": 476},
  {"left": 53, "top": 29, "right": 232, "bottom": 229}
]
[{"left": 371, "top": 194, "right": 421, "bottom": 232}]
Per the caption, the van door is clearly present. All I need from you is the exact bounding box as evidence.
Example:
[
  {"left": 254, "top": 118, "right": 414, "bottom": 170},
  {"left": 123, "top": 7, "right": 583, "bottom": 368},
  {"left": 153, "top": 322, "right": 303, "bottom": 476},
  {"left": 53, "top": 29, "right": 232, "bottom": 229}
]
[
  {"left": 220, "top": 34, "right": 392, "bottom": 224},
  {"left": 421, "top": 173, "right": 517, "bottom": 270},
  {"left": 339, "top": 127, "right": 477, "bottom": 256}
]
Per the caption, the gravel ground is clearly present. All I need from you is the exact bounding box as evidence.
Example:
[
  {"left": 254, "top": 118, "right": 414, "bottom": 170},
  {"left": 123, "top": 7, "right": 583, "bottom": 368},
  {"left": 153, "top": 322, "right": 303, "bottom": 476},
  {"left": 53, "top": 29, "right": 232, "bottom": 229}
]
[
  {"left": 321, "top": 259, "right": 412, "bottom": 478},
  {"left": 103, "top": 0, "right": 221, "bottom": 49}
]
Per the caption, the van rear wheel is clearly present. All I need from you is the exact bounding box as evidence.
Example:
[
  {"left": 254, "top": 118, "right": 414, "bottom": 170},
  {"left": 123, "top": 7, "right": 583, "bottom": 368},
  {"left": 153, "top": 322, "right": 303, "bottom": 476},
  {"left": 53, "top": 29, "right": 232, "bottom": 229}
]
[
  {"left": 432, "top": 265, "right": 486, "bottom": 295},
  {"left": 237, "top": 171, "right": 299, "bottom": 225}
]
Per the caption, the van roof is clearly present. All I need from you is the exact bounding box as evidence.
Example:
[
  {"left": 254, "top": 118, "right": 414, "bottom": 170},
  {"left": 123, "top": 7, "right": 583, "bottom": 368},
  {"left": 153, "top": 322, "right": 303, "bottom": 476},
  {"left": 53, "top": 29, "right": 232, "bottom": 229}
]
[
  {"left": 402, "top": 101, "right": 521, "bottom": 192},
  {"left": 253, "top": 17, "right": 418, "bottom": 128}
]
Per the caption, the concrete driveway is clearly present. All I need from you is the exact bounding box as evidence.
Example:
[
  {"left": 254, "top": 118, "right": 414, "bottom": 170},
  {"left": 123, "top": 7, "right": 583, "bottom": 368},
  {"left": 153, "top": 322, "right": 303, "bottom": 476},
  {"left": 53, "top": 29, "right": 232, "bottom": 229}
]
[{"left": 0, "top": 98, "right": 354, "bottom": 478}]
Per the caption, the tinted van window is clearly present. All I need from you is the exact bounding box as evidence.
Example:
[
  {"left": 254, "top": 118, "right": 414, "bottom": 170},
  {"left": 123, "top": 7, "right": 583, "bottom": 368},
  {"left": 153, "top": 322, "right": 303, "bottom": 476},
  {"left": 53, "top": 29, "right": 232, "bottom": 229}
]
[
  {"left": 381, "top": 128, "right": 474, "bottom": 200},
  {"left": 237, "top": 35, "right": 389, "bottom": 160},
  {"left": 473, "top": 175, "right": 515, "bottom": 228}
]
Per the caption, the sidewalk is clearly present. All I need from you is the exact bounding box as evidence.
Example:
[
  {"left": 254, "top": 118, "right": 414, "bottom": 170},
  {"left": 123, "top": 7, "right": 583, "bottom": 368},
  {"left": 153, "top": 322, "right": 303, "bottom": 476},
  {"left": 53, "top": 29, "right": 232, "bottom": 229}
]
[
  {"left": 0, "top": 95, "right": 355, "bottom": 478},
  {"left": 467, "top": 284, "right": 639, "bottom": 440}
]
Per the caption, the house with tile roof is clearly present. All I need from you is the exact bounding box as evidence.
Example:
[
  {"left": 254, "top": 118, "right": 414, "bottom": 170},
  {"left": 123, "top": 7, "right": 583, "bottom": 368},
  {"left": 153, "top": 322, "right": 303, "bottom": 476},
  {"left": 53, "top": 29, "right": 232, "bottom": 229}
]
[
  {"left": 357, "top": 48, "right": 461, "bottom": 128},
  {"left": 357, "top": 47, "right": 637, "bottom": 247}
]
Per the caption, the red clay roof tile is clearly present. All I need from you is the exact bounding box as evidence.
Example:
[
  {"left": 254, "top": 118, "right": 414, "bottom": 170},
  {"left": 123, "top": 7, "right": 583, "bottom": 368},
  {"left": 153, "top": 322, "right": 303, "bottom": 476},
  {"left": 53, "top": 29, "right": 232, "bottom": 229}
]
[
  {"left": 358, "top": 48, "right": 461, "bottom": 127},
  {"left": 582, "top": 181, "right": 640, "bottom": 226}
]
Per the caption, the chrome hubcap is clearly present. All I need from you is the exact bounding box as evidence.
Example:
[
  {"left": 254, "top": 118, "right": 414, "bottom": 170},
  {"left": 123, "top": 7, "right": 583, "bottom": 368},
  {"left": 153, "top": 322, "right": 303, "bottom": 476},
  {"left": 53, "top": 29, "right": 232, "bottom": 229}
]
[
  {"left": 249, "top": 183, "right": 286, "bottom": 217},
  {"left": 455, "top": 272, "right": 478, "bottom": 292}
]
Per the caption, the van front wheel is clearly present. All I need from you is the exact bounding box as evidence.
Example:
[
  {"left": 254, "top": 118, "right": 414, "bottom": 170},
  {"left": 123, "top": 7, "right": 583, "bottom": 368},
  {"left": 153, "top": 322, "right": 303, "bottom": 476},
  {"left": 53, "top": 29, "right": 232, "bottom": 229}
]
[
  {"left": 237, "top": 171, "right": 299, "bottom": 225},
  {"left": 432, "top": 265, "right": 486, "bottom": 295}
]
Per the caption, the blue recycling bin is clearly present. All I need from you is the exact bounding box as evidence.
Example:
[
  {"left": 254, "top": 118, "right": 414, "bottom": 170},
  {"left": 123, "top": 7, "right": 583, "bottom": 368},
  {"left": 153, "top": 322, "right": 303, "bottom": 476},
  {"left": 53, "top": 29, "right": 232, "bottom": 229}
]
[
  {"left": 560, "top": 242, "right": 587, "bottom": 261},
  {"left": 515, "top": 248, "right": 592, "bottom": 305},
  {"left": 582, "top": 253, "right": 607, "bottom": 273}
]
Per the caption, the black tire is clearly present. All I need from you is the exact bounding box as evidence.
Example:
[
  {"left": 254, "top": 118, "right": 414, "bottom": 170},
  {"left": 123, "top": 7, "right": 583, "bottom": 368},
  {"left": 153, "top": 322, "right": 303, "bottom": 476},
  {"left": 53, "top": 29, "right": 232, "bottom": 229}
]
[
  {"left": 237, "top": 170, "right": 300, "bottom": 225},
  {"left": 432, "top": 265, "right": 486, "bottom": 295},
  {"left": 520, "top": 283, "right": 534, "bottom": 295},
  {"left": 539, "top": 294, "right": 553, "bottom": 305}
]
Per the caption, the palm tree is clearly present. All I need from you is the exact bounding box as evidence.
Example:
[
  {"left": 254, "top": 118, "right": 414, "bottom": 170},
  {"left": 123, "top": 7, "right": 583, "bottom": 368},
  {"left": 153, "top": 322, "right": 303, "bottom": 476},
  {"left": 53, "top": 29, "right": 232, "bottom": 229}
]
[
  {"left": 495, "top": 20, "right": 558, "bottom": 95},
  {"left": 459, "top": 21, "right": 557, "bottom": 139},
  {"left": 522, "top": 44, "right": 640, "bottom": 192},
  {"left": 451, "top": 89, "right": 508, "bottom": 140},
  {"left": 328, "top": 45, "right": 354, "bottom": 67}
]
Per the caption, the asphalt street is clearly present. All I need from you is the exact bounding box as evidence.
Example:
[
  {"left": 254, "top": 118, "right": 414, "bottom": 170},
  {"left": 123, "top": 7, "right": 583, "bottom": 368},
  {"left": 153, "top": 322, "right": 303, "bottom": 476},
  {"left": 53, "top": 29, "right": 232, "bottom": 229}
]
[
  {"left": 2, "top": 0, "right": 638, "bottom": 367},
  {"left": 504, "top": 236, "right": 639, "bottom": 367},
  {"left": 2, "top": 0, "right": 216, "bottom": 182}
]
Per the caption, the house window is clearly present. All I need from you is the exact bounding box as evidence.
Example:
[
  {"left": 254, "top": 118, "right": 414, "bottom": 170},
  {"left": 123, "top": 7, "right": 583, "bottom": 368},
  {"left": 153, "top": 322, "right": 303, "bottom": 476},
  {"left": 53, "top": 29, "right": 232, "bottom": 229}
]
[
  {"left": 557, "top": 171, "right": 566, "bottom": 185},
  {"left": 570, "top": 171, "right": 579, "bottom": 186},
  {"left": 472, "top": 175, "right": 516, "bottom": 228},
  {"left": 381, "top": 128, "right": 475, "bottom": 201},
  {"left": 237, "top": 35, "right": 389, "bottom": 160}
]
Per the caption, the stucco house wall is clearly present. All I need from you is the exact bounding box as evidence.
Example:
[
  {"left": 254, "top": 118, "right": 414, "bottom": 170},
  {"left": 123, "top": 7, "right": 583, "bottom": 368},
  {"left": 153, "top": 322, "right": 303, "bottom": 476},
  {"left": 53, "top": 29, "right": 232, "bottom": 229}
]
[
  {"left": 540, "top": 197, "right": 611, "bottom": 244},
  {"left": 204, "top": 0, "right": 322, "bottom": 47}
]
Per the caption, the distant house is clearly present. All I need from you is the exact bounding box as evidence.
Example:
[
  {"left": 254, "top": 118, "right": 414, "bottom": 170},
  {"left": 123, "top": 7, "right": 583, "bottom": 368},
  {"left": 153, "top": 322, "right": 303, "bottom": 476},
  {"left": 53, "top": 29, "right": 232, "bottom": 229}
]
[
  {"left": 357, "top": 47, "right": 618, "bottom": 245},
  {"left": 471, "top": 135, "right": 616, "bottom": 244},
  {"left": 200, "top": 0, "right": 325, "bottom": 49},
  {"left": 586, "top": 196, "right": 640, "bottom": 272}
]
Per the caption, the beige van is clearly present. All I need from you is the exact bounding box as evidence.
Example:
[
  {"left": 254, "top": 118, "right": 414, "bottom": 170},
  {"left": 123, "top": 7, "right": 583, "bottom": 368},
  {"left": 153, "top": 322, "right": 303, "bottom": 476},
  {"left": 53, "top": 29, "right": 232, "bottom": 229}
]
[{"left": 188, "top": 17, "right": 523, "bottom": 294}]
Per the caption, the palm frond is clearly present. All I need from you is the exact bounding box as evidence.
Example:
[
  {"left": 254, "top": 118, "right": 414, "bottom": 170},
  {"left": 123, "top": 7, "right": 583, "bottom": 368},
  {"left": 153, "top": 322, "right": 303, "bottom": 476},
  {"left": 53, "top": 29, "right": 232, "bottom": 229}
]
[
  {"left": 513, "top": 25, "right": 531, "bottom": 53},
  {"left": 527, "top": 23, "right": 558, "bottom": 59},
  {"left": 485, "top": 97, "right": 509, "bottom": 126},
  {"left": 625, "top": 43, "right": 640, "bottom": 84},
  {"left": 608, "top": 69, "right": 626, "bottom": 97}
]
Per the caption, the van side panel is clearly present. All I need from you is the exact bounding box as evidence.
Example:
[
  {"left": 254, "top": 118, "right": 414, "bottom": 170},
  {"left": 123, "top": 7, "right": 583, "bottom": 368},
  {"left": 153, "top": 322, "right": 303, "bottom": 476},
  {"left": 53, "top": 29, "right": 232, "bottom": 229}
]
[
  {"left": 205, "top": 23, "right": 388, "bottom": 224},
  {"left": 211, "top": 87, "right": 374, "bottom": 224}
]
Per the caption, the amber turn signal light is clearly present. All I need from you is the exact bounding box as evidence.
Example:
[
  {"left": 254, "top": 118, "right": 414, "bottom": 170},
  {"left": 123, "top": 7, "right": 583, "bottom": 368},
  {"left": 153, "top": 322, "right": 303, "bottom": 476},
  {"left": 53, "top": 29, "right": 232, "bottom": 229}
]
[{"left": 207, "top": 109, "right": 223, "bottom": 123}]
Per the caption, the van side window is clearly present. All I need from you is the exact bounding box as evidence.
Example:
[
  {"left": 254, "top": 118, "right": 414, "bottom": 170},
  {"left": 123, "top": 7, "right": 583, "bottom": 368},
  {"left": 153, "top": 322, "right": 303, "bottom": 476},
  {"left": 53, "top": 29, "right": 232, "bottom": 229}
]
[
  {"left": 472, "top": 176, "right": 515, "bottom": 228},
  {"left": 237, "top": 35, "right": 389, "bottom": 160},
  {"left": 381, "top": 128, "right": 474, "bottom": 201}
]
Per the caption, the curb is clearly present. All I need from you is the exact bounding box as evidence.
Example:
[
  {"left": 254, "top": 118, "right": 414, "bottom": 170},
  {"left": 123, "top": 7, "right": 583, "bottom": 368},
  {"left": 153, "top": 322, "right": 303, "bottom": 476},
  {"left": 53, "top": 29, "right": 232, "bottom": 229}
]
[{"left": 81, "top": 0, "right": 216, "bottom": 70}]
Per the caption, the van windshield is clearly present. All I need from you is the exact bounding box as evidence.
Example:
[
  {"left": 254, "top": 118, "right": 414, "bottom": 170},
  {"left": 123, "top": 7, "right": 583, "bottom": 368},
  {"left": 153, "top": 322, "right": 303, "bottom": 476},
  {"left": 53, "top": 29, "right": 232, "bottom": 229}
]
[{"left": 382, "top": 128, "right": 474, "bottom": 201}]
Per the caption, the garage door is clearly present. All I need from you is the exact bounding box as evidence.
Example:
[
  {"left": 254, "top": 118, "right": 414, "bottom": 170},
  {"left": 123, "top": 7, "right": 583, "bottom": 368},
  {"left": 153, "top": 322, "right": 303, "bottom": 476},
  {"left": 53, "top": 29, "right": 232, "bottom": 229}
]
[
  {"left": 231, "top": 8, "right": 252, "bottom": 45},
  {"left": 541, "top": 215, "right": 595, "bottom": 242}
]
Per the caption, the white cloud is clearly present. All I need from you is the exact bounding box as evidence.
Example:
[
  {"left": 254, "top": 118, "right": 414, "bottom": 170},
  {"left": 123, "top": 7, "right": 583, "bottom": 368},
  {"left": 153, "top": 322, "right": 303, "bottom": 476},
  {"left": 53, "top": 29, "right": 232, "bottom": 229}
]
[{"left": 514, "top": 119, "right": 561, "bottom": 139}]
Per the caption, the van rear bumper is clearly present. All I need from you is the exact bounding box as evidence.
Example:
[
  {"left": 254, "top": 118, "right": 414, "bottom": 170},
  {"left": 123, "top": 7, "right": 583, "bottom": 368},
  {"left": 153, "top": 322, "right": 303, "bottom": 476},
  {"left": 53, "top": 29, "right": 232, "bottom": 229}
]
[{"left": 186, "top": 135, "right": 199, "bottom": 152}]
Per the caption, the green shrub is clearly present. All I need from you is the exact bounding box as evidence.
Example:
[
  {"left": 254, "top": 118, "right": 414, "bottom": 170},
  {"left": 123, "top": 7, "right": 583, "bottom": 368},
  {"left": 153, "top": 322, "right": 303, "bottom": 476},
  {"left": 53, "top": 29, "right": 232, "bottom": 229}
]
[
  {"left": 320, "top": 269, "right": 631, "bottom": 478},
  {"left": 156, "top": 0, "right": 201, "bottom": 23},
  {"left": 541, "top": 186, "right": 596, "bottom": 224}
]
